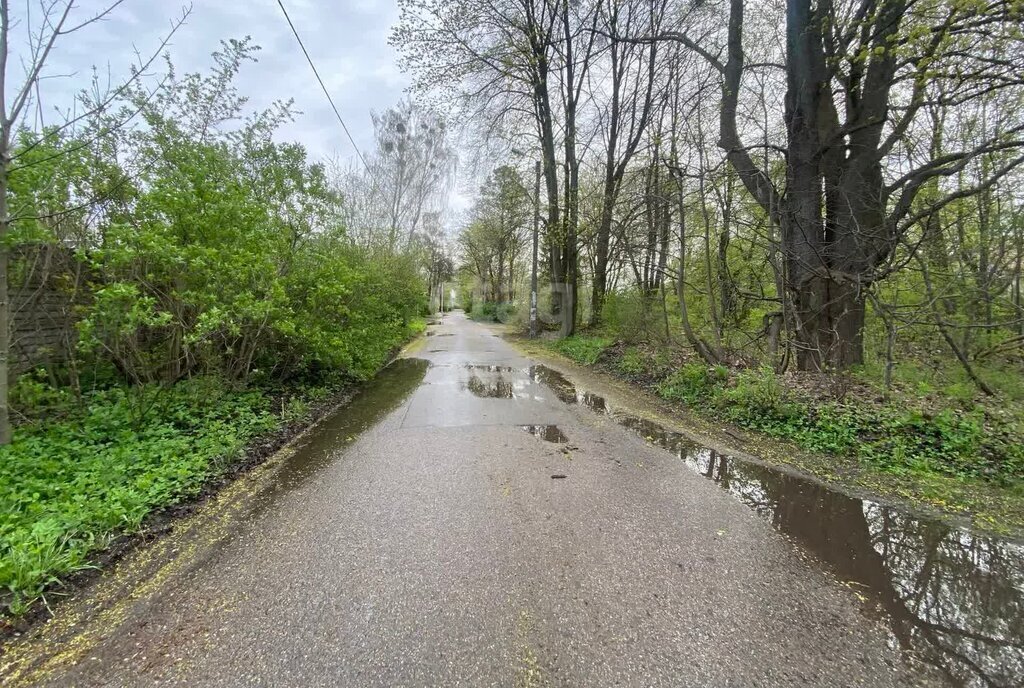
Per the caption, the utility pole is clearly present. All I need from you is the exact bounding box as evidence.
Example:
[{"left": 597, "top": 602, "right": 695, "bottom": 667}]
[{"left": 530, "top": 160, "right": 540, "bottom": 338}]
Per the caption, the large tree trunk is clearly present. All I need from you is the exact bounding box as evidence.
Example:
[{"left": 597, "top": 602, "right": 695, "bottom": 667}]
[
  {"left": 527, "top": 16, "right": 563, "bottom": 319},
  {"left": 716, "top": 0, "right": 908, "bottom": 371},
  {"left": 793, "top": 275, "right": 865, "bottom": 370}
]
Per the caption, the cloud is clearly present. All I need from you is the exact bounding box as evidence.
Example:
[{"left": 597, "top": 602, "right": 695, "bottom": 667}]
[{"left": 16, "top": 0, "right": 411, "bottom": 162}]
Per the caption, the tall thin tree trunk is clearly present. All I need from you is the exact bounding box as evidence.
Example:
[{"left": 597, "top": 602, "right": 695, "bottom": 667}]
[
  {"left": 0, "top": 0, "right": 11, "bottom": 444},
  {"left": 0, "top": 165, "right": 9, "bottom": 444},
  {"left": 918, "top": 254, "right": 995, "bottom": 396},
  {"left": 697, "top": 155, "right": 724, "bottom": 352},
  {"left": 676, "top": 184, "right": 719, "bottom": 365}
]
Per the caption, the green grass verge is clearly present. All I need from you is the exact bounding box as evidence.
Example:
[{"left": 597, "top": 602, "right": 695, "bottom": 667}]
[
  {"left": 549, "top": 335, "right": 613, "bottom": 366},
  {"left": 0, "top": 378, "right": 321, "bottom": 616},
  {"left": 655, "top": 362, "right": 1023, "bottom": 486}
]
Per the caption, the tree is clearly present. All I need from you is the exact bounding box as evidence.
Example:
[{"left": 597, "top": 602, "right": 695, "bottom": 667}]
[
  {"left": 458, "top": 165, "right": 531, "bottom": 304},
  {"left": 393, "top": 0, "right": 600, "bottom": 335},
  {"left": 679, "top": 0, "right": 1024, "bottom": 370},
  {"left": 371, "top": 100, "right": 455, "bottom": 251},
  {"left": 417, "top": 211, "right": 455, "bottom": 312},
  {"left": 589, "top": 0, "right": 662, "bottom": 325},
  {"left": 0, "top": 0, "right": 188, "bottom": 443}
]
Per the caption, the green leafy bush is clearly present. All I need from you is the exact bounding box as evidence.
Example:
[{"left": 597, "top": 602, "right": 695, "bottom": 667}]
[
  {"left": 551, "top": 335, "right": 612, "bottom": 365},
  {"left": 12, "top": 40, "right": 427, "bottom": 390},
  {"left": 0, "top": 378, "right": 284, "bottom": 614},
  {"left": 656, "top": 363, "right": 727, "bottom": 404},
  {"left": 469, "top": 301, "right": 517, "bottom": 323}
]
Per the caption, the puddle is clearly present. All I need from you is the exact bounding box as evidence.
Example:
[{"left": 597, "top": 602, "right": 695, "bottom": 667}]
[
  {"left": 465, "top": 374, "right": 515, "bottom": 398},
  {"left": 528, "top": 365, "right": 578, "bottom": 404},
  {"left": 454, "top": 366, "right": 552, "bottom": 402},
  {"left": 466, "top": 364, "right": 519, "bottom": 373},
  {"left": 254, "top": 358, "right": 429, "bottom": 510},
  {"left": 580, "top": 391, "right": 607, "bottom": 412},
  {"left": 531, "top": 366, "right": 1024, "bottom": 687},
  {"left": 520, "top": 424, "right": 569, "bottom": 443}
]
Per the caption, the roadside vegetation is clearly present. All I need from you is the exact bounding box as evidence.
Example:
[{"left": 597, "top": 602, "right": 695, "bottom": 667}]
[
  {"left": 466, "top": 301, "right": 517, "bottom": 324},
  {"left": 4, "top": 378, "right": 284, "bottom": 616},
  {"left": 0, "top": 26, "right": 446, "bottom": 618},
  {"left": 541, "top": 322, "right": 1024, "bottom": 529}
]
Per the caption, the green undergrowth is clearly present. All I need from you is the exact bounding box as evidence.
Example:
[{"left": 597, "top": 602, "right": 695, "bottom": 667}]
[
  {"left": 0, "top": 377, "right": 317, "bottom": 616},
  {"left": 550, "top": 335, "right": 613, "bottom": 366},
  {"left": 656, "top": 363, "right": 1023, "bottom": 485},
  {"left": 1, "top": 320, "right": 426, "bottom": 619},
  {"left": 546, "top": 335, "right": 1024, "bottom": 495},
  {"left": 467, "top": 301, "right": 517, "bottom": 324}
]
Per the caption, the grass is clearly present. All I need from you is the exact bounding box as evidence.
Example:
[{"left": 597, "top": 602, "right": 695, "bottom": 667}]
[
  {"left": 550, "top": 335, "right": 613, "bottom": 365},
  {"left": 0, "top": 376, "right": 311, "bottom": 616},
  {"left": 655, "top": 362, "right": 1023, "bottom": 485}
]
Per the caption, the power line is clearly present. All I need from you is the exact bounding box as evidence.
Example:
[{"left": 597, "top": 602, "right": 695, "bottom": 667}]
[{"left": 275, "top": 0, "right": 372, "bottom": 174}]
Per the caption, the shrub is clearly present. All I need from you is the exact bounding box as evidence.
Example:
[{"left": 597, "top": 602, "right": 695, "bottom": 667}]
[
  {"left": 656, "top": 363, "right": 725, "bottom": 405},
  {"left": 552, "top": 336, "right": 612, "bottom": 365},
  {"left": 617, "top": 347, "right": 647, "bottom": 376},
  {"left": 469, "top": 301, "right": 517, "bottom": 323},
  {"left": 0, "top": 377, "right": 283, "bottom": 615}
]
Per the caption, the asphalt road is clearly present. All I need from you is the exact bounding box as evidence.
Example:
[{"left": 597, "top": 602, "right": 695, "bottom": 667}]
[{"left": 2, "top": 312, "right": 945, "bottom": 687}]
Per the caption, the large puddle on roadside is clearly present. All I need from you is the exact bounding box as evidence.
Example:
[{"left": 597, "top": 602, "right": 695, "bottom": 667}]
[
  {"left": 528, "top": 365, "right": 1024, "bottom": 687},
  {"left": 462, "top": 365, "right": 548, "bottom": 400}
]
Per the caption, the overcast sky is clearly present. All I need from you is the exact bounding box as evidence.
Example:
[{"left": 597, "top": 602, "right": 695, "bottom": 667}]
[{"left": 17, "top": 0, "right": 410, "bottom": 166}]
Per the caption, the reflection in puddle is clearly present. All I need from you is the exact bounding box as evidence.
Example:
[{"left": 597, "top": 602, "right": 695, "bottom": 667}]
[
  {"left": 536, "top": 368, "right": 1024, "bottom": 687},
  {"left": 461, "top": 366, "right": 548, "bottom": 400},
  {"left": 580, "top": 392, "right": 607, "bottom": 412},
  {"left": 465, "top": 364, "right": 519, "bottom": 373},
  {"left": 529, "top": 365, "right": 578, "bottom": 404},
  {"left": 520, "top": 424, "right": 569, "bottom": 443},
  {"left": 465, "top": 374, "right": 514, "bottom": 398}
]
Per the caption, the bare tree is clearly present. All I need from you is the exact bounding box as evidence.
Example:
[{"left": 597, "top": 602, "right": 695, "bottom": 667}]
[
  {"left": 371, "top": 100, "right": 456, "bottom": 251},
  {"left": 589, "top": 0, "right": 662, "bottom": 325}
]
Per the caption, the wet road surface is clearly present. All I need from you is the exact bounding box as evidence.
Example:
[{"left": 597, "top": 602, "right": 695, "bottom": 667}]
[{"left": 2, "top": 312, "right": 1021, "bottom": 687}]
